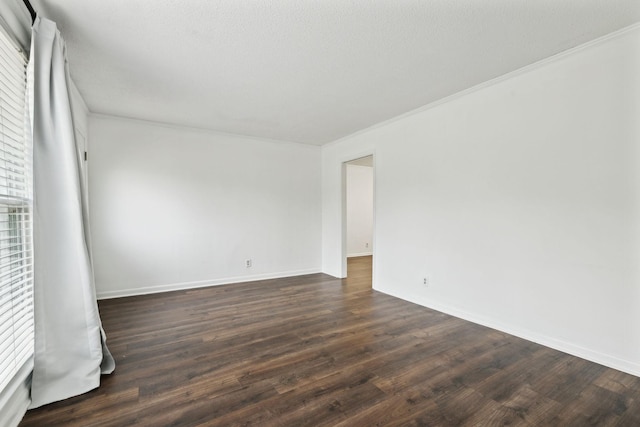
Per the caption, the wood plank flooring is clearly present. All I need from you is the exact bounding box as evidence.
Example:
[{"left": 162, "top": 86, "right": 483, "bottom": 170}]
[{"left": 20, "top": 256, "right": 640, "bottom": 426}]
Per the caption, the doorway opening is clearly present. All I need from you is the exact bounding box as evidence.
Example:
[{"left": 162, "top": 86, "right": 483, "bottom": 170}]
[{"left": 343, "top": 155, "right": 374, "bottom": 288}]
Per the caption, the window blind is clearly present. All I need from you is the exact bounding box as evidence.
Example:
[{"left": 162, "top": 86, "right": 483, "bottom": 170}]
[{"left": 0, "top": 25, "right": 33, "bottom": 394}]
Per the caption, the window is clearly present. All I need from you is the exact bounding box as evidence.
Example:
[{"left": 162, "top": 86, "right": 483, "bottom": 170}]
[{"left": 0, "top": 25, "right": 33, "bottom": 393}]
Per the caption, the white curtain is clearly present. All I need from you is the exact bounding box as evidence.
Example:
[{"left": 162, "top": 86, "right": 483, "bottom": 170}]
[{"left": 29, "top": 17, "right": 114, "bottom": 409}]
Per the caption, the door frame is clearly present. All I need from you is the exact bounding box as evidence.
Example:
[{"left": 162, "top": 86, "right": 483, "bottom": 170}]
[{"left": 341, "top": 153, "right": 376, "bottom": 281}]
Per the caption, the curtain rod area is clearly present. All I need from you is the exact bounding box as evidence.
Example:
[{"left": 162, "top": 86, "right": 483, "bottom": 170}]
[{"left": 22, "top": 0, "right": 36, "bottom": 24}]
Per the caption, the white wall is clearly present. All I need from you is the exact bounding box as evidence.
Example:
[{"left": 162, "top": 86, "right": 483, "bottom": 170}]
[
  {"left": 322, "top": 26, "right": 640, "bottom": 375},
  {"left": 68, "top": 80, "right": 90, "bottom": 199},
  {"left": 69, "top": 81, "right": 89, "bottom": 140},
  {"left": 89, "top": 115, "right": 321, "bottom": 298},
  {"left": 346, "top": 164, "right": 373, "bottom": 257}
]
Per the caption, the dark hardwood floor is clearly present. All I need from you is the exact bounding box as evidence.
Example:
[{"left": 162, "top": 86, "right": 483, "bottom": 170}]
[{"left": 21, "top": 256, "right": 640, "bottom": 426}]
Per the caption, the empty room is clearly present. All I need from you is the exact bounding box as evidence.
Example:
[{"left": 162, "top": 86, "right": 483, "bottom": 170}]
[{"left": 1, "top": 0, "right": 639, "bottom": 425}]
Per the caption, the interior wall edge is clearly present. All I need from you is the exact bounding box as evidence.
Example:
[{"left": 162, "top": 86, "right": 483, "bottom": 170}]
[
  {"left": 96, "top": 268, "right": 323, "bottom": 300},
  {"left": 346, "top": 252, "right": 373, "bottom": 258},
  {"left": 323, "top": 21, "right": 640, "bottom": 150},
  {"left": 374, "top": 286, "right": 640, "bottom": 378},
  {"left": 88, "top": 112, "right": 321, "bottom": 149}
]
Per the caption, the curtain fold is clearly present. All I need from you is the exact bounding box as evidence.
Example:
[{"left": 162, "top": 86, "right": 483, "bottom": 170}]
[{"left": 29, "top": 17, "right": 114, "bottom": 409}]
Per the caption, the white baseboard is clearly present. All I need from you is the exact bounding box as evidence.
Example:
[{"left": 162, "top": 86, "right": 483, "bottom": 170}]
[
  {"left": 347, "top": 252, "right": 373, "bottom": 258},
  {"left": 374, "top": 286, "right": 640, "bottom": 378},
  {"left": 96, "top": 268, "right": 322, "bottom": 300}
]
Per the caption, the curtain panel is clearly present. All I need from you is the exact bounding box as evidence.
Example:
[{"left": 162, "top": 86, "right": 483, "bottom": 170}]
[{"left": 29, "top": 17, "right": 114, "bottom": 409}]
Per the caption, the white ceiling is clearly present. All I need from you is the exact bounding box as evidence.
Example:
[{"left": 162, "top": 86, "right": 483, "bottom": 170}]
[{"left": 31, "top": 1, "right": 640, "bottom": 145}]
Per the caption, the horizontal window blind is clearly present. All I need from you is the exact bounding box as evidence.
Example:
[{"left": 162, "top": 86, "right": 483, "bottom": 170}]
[{"left": 0, "top": 26, "right": 33, "bottom": 394}]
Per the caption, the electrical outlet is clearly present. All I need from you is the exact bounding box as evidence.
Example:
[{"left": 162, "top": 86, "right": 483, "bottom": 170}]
[
  {"left": 245, "top": 259, "right": 252, "bottom": 268},
  {"left": 423, "top": 276, "right": 429, "bottom": 287},
  {"left": 365, "top": 242, "right": 369, "bottom": 248}
]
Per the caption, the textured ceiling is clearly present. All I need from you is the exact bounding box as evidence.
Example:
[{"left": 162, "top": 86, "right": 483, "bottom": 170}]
[{"left": 31, "top": 1, "right": 640, "bottom": 145}]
